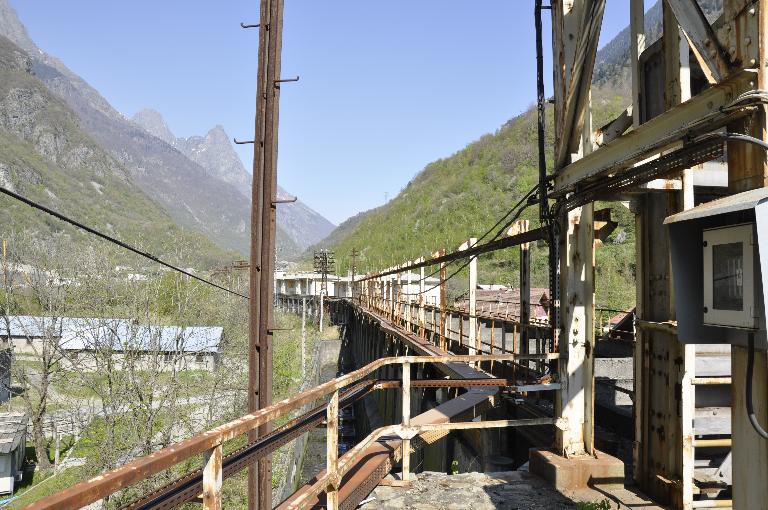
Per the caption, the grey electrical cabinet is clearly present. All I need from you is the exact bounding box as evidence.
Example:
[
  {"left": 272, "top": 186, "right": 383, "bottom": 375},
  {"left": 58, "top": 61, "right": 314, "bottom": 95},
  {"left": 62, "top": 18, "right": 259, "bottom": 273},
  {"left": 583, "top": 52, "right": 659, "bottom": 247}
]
[{"left": 665, "top": 188, "right": 768, "bottom": 349}]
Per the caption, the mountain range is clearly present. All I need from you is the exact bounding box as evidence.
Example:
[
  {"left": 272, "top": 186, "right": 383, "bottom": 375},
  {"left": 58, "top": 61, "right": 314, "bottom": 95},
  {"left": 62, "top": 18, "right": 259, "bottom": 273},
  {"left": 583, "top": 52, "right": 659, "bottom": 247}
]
[
  {"left": 129, "top": 108, "right": 335, "bottom": 254},
  {"left": 0, "top": 35, "right": 231, "bottom": 268},
  {"left": 0, "top": 0, "right": 334, "bottom": 262}
]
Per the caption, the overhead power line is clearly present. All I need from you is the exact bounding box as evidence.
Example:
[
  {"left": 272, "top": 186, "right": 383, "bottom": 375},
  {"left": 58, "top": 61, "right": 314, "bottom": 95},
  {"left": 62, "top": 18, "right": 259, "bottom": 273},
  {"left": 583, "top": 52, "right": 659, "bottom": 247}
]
[
  {"left": 363, "top": 184, "right": 540, "bottom": 283},
  {"left": 399, "top": 201, "right": 539, "bottom": 296},
  {"left": 382, "top": 184, "right": 541, "bottom": 292},
  {"left": 0, "top": 185, "right": 249, "bottom": 300}
]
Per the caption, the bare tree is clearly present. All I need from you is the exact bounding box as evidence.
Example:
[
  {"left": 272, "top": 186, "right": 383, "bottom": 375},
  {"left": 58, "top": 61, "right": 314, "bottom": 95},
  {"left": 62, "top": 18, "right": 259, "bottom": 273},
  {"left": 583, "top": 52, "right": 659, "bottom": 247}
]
[{"left": 0, "top": 232, "right": 77, "bottom": 473}]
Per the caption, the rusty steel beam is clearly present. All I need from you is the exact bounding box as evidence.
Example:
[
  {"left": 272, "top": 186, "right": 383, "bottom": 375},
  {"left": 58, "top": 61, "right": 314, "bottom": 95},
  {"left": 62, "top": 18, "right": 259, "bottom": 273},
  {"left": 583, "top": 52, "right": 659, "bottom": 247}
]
[
  {"left": 282, "top": 418, "right": 557, "bottom": 510},
  {"left": 359, "top": 227, "right": 546, "bottom": 282},
  {"left": 120, "top": 381, "right": 376, "bottom": 510},
  {"left": 552, "top": 70, "right": 756, "bottom": 195},
  {"left": 665, "top": 0, "right": 730, "bottom": 84},
  {"left": 373, "top": 379, "right": 561, "bottom": 391},
  {"left": 555, "top": 0, "right": 606, "bottom": 167}
]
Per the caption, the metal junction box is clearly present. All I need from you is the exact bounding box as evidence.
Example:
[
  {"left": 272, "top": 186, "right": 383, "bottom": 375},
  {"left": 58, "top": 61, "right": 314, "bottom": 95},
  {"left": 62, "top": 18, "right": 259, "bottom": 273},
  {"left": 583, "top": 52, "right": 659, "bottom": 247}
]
[{"left": 665, "top": 188, "right": 768, "bottom": 349}]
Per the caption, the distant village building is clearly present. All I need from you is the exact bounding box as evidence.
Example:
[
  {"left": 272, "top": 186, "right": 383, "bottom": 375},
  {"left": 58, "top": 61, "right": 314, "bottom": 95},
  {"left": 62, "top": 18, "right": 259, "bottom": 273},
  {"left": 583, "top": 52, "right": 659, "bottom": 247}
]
[
  {"left": 0, "top": 316, "right": 223, "bottom": 372},
  {"left": 0, "top": 412, "right": 27, "bottom": 494},
  {"left": 274, "top": 271, "right": 442, "bottom": 303}
]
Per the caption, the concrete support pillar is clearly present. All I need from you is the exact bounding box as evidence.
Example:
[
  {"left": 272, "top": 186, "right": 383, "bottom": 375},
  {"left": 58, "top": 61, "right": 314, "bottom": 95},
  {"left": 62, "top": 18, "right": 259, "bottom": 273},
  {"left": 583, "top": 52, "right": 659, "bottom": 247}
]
[
  {"left": 458, "top": 238, "right": 478, "bottom": 355},
  {"left": 418, "top": 258, "right": 426, "bottom": 338},
  {"left": 406, "top": 262, "right": 413, "bottom": 331},
  {"left": 439, "top": 250, "right": 447, "bottom": 351},
  {"left": 469, "top": 238, "right": 478, "bottom": 356}
]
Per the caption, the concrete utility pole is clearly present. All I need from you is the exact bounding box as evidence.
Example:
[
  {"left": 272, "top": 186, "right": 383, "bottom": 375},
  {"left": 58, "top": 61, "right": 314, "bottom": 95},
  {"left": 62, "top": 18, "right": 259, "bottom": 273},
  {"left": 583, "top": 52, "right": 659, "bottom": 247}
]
[
  {"left": 458, "top": 238, "right": 478, "bottom": 357},
  {"left": 301, "top": 297, "right": 307, "bottom": 378},
  {"left": 247, "top": 0, "right": 285, "bottom": 507}
]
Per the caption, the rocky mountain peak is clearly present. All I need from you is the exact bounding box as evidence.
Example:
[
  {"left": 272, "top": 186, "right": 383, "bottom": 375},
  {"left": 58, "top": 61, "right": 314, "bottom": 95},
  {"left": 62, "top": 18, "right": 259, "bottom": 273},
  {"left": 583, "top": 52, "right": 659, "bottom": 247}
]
[
  {"left": 0, "top": 2, "right": 335, "bottom": 259},
  {"left": 0, "top": 0, "right": 35, "bottom": 54},
  {"left": 0, "top": 35, "right": 30, "bottom": 72},
  {"left": 130, "top": 108, "right": 176, "bottom": 145},
  {"left": 206, "top": 125, "right": 229, "bottom": 144}
]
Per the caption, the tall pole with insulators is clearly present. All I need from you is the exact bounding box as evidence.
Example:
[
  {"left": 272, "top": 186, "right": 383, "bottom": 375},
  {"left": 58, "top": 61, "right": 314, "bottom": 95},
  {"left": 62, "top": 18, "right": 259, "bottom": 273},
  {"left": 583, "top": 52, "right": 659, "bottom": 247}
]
[
  {"left": 246, "top": 0, "right": 285, "bottom": 507},
  {"left": 314, "top": 249, "right": 335, "bottom": 332},
  {"left": 301, "top": 297, "right": 306, "bottom": 378}
]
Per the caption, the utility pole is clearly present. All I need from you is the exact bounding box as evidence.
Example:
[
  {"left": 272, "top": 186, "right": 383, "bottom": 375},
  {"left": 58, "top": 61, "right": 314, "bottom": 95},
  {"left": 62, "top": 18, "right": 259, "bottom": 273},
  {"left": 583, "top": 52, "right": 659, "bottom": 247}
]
[
  {"left": 313, "top": 250, "right": 335, "bottom": 332},
  {"left": 301, "top": 297, "right": 306, "bottom": 378},
  {"left": 246, "top": 0, "right": 285, "bottom": 508}
]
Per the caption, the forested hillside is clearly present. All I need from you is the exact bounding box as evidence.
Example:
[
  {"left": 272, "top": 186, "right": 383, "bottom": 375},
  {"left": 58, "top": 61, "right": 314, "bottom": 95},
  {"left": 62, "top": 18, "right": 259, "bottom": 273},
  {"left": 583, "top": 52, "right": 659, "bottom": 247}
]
[
  {"left": 317, "top": 90, "right": 634, "bottom": 309},
  {"left": 312, "top": 0, "right": 727, "bottom": 311}
]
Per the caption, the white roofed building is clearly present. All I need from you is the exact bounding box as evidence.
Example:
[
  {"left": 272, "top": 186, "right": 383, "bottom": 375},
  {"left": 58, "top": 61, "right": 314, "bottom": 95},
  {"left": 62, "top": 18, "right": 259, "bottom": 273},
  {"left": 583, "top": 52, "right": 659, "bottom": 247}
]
[{"left": 0, "top": 316, "right": 223, "bottom": 372}]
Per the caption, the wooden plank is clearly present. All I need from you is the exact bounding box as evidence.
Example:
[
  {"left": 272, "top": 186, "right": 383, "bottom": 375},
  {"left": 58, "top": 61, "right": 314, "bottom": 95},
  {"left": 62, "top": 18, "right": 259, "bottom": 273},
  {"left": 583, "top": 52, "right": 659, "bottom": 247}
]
[{"left": 694, "top": 407, "right": 732, "bottom": 436}]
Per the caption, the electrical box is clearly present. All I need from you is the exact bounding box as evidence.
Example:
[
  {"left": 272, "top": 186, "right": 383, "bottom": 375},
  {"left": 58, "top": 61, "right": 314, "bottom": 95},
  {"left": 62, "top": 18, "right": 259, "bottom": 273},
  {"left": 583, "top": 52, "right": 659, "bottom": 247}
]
[
  {"left": 665, "top": 188, "right": 768, "bottom": 349},
  {"left": 703, "top": 223, "right": 757, "bottom": 329}
]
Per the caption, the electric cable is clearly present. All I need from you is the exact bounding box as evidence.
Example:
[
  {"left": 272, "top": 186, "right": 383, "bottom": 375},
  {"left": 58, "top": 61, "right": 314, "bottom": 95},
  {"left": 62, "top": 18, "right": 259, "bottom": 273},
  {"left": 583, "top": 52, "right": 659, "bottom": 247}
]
[
  {"left": 400, "top": 199, "right": 534, "bottom": 297},
  {"left": 746, "top": 332, "right": 768, "bottom": 439},
  {"left": 0, "top": 185, "right": 249, "bottom": 300},
  {"left": 392, "top": 183, "right": 538, "bottom": 290},
  {"left": 378, "top": 183, "right": 540, "bottom": 296},
  {"left": 687, "top": 132, "right": 768, "bottom": 439}
]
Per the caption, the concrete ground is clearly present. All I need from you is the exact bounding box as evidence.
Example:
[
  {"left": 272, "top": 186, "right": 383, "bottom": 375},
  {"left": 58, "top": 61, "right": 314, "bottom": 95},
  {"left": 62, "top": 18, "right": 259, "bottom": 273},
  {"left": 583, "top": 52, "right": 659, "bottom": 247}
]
[{"left": 357, "top": 471, "right": 663, "bottom": 510}]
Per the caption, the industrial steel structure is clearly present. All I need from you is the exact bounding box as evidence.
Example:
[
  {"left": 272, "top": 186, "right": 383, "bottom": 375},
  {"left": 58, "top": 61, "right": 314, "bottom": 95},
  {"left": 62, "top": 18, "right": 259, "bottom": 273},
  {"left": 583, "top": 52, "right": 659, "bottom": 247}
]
[{"left": 18, "top": 1, "right": 768, "bottom": 509}]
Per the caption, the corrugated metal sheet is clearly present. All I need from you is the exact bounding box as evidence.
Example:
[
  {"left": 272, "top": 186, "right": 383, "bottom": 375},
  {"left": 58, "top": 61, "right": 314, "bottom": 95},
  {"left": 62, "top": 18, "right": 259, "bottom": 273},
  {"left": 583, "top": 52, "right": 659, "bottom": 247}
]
[
  {"left": 453, "top": 287, "right": 550, "bottom": 320},
  {"left": 664, "top": 187, "right": 768, "bottom": 224},
  {"left": 0, "top": 316, "right": 222, "bottom": 353},
  {"left": 0, "top": 412, "right": 27, "bottom": 454}
]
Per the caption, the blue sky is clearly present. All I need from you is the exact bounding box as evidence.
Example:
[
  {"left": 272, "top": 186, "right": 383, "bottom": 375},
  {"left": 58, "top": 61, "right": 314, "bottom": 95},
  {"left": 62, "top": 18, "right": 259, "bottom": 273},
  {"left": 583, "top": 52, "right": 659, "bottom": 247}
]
[{"left": 13, "top": 1, "right": 631, "bottom": 225}]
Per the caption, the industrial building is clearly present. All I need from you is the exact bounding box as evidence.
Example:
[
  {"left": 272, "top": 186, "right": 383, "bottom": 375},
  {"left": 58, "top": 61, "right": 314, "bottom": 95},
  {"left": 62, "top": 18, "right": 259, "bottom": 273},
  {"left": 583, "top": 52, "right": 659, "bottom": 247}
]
[{"left": 1, "top": 316, "right": 223, "bottom": 372}]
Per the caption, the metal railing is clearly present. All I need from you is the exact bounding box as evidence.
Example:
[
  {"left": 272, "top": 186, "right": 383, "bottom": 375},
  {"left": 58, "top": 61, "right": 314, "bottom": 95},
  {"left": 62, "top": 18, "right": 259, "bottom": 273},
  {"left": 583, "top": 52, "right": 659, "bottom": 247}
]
[
  {"left": 25, "top": 353, "right": 561, "bottom": 510},
  {"left": 360, "top": 292, "right": 554, "bottom": 383}
]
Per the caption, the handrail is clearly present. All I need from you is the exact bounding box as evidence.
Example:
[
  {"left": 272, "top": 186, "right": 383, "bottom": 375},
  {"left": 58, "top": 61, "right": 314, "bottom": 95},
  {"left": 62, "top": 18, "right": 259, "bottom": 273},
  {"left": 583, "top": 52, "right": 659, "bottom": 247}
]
[
  {"left": 25, "top": 353, "right": 561, "bottom": 510},
  {"left": 283, "top": 417, "right": 557, "bottom": 510}
]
